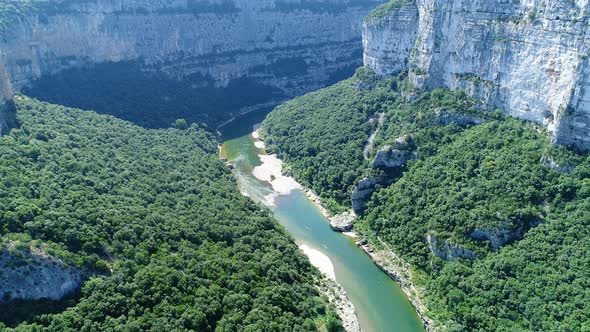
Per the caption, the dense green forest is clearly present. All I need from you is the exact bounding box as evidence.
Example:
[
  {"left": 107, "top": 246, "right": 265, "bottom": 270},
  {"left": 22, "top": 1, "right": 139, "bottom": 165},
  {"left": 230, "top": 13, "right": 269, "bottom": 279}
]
[
  {"left": 261, "top": 68, "right": 590, "bottom": 331},
  {"left": 0, "top": 97, "right": 342, "bottom": 331},
  {"left": 261, "top": 69, "right": 396, "bottom": 209}
]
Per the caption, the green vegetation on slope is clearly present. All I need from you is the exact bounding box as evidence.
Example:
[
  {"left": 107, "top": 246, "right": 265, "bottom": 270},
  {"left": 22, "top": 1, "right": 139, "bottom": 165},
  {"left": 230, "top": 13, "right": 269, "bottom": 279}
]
[
  {"left": 261, "top": 69, "right": 397, "bottom": 210},
  {"left": 261, "top": 70, "right": 486, "bottom": 209},
  {"left": 366, "top": 0, "right": 409, "bottom": 20},
  {"left": 261, "top": 69, "right": 590, "bottom": 331},
  {"left": 362, "top": 118, "right": 556, "bottom": 265},
  {"left": 0, "top": 96, "right": 341, "bottom": 331}
]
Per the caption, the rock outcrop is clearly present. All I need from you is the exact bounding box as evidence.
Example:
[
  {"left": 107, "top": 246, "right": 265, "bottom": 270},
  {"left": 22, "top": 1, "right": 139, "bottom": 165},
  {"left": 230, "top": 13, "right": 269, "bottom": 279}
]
[
  {"left": 426, "top": 234, "right": 476, "bottom": 261},
  {"left": 470, "top": 218, "right": 543, "bottom": 251},
  {"left": 0, "top": 0, "right": 384, "bottom": 105},
  {"left": 371, "top": 135, "right": 417, "bottom": 171},
  {"left": 351, "top": 176, "right": 383, "bottom": 213},
  {"left": 363, "top": 0, "right": 590, "bottom": 150},
  {"left": 329, "top": 211, "right": 357, "bottom": 232},
  {"left": 0, "top": 243, "right": 84, "bottom": 303},
  {"left": 540, "top": 155, "right": 576, "bottom": 173},
  {"left": 353, "top": 136, "right": 416, "bottom": 213},
  {"left": 432, "top": 110, "right": 483, "bottom": 127}
]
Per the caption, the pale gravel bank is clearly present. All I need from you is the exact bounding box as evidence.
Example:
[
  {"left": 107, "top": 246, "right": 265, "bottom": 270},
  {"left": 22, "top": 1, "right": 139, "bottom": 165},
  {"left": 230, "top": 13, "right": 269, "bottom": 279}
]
[
  {"left": 298, "top": 245, "right": 361, "bottom": 332},
  {"left": 247, "top": 126, "right": 362, "bottom": 332},
  {"left": 251, "top": 128, "right": 302, "bottom": 205},
  {"left": 299, "top": 244, "right": 336, "bottom": 280},
  {"left": 316, "top": 276, "right": 362, "bottom": 332},
  {"left": 251, "top": 125, "right": 356, "bottom": 232},
  {"left": 254, "top": 125, "right": 357, "bottom": 231},
  {"left": 253, "top": 126, "right": 437, "bottom": 332}
]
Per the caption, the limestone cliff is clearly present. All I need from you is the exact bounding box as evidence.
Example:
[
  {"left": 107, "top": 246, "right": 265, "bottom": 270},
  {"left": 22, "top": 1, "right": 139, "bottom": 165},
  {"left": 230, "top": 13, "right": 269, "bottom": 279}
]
[
  {"left": 0, "top": 0, "right": 384, "bottom": 113},
  {"left": 426, "top": 234, "right": 476, "bottom": 261},
  {"left": 363, "top": 0, "right": 590, "bottom": 150},
  {"left": 0, "top": 243, "right": 84, "bottom": 303}
]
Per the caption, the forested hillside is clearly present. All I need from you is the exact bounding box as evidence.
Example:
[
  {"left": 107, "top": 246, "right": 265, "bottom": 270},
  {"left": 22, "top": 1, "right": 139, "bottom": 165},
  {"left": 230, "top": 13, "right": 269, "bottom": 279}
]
[
  {"left": 261, "top": 69, "right": 396, "bottom": 209},
  {"left": 0, "top": 97, "right": 342, "bottom": 331},
  {"left": 261, "top": 69, "right": 590, "bottom": 331}
]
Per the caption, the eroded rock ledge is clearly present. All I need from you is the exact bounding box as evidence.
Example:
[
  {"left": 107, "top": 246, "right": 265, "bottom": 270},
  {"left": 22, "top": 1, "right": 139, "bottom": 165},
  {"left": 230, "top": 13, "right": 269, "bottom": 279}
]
[{"left": 0, "top": 243, "right": 84, "bottom": 304}]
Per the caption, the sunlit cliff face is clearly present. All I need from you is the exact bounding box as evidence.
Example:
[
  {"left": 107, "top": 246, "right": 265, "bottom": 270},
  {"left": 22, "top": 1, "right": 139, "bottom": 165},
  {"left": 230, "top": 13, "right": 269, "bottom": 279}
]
[{"left": 363, "top": 0, "right": 590, "bottom": 150}]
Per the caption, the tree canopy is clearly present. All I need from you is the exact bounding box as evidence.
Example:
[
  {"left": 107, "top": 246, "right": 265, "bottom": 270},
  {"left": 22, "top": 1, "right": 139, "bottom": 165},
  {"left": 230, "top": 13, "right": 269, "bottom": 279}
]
[
  {"left": 261, "top": 68, "right": 590, "bottom": 331},
  {"left": 0, "top": 96, "right": 341, "bottom": 331}
]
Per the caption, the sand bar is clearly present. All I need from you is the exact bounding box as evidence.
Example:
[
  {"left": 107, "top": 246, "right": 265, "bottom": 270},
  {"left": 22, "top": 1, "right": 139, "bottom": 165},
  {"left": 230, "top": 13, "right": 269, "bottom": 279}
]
[{"left": 300, "top": 244, "right": 336, "bottom": 280}]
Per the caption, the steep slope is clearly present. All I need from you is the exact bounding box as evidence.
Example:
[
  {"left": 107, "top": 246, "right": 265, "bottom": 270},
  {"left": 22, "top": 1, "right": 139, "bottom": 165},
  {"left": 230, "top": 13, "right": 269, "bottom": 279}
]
[
  {"left": 261, "top": 69, "right": 590, "bottom": 330},
  {"left": 0, "top": 96, "right": 341, "bottom": 331},
  {"left": 261, "top": 70, "right": 395, "bottom": 207},
  {"left": 363, "top": 0, "right": 590, "bottom": 150}
]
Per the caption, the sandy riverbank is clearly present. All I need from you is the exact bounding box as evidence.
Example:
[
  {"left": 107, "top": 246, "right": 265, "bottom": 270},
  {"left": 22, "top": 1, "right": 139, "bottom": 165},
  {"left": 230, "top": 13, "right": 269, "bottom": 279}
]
[
  {"left": 253, "top": 129, "right": 300, "bottom": 186},
  {"left": 250, "top": 126, "right": 302, "bottom": 204},
  {"left": 299, "top": 244, "right": 336, "bottom": 280},
  {"left": 251, "top": 126, "right": 355, "bottom": 233},
  {"left": 248, "top": 126, "right": 361, "bottom": 332},
  {"left": 250, "top": 126, "right": 435, "bottom": 332},
  {"left": 298, "top": 244, "right": 361, "bottom": 332}
]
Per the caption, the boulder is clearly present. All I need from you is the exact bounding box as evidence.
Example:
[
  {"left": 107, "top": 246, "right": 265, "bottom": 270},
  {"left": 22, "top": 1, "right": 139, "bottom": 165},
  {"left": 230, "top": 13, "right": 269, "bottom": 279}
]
[{"left": 329, "top": 212, "right": 356, "bottom": 232}]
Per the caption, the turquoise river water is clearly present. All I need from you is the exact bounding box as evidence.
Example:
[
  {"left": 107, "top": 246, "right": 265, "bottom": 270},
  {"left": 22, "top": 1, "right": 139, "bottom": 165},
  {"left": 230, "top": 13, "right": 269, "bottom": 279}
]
[{"left": 220, "top": 111, "right": 425, "bottom": 332}]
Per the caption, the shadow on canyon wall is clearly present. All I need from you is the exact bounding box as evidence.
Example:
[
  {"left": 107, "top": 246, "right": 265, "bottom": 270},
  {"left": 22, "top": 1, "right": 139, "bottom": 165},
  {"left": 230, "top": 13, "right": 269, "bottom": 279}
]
[{"left": 22, "top": 59, "right": 359, "bottom": 133}]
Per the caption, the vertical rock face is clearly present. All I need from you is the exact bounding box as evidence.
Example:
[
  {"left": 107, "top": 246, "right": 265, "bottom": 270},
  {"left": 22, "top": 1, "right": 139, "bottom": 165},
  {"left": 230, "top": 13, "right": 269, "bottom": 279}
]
[
  {"left": 0, "top": 244, "right": 84, "bottom": 303},
  {"left": 363, "top": 0, "right": 590, "bottom": 150},
  {"left": 362, "top": 2, "right": 419, "bottom": 76},
  {"left": 0, "top": 0, "right": 384, "bottom": 102},
  {"left": 426, "top": 234, "right": 475, "bottom": 261},
  {"left": 351, "top": 177, "right": 383, "bottom": 213},
  {"left": 371, "top": 135, "right": 417, "bottom": 171}
]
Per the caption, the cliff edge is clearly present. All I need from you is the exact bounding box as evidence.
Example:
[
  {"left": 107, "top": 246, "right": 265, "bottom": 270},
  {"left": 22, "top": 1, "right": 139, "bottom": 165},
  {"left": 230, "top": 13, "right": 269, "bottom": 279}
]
[{"left": 363, "top": 0, "right": 590, "bottom": 150}]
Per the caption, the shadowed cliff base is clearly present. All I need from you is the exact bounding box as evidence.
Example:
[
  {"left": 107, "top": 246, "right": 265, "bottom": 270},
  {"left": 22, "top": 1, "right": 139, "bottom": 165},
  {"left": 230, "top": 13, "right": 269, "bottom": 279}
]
[
  {"left": 0, "top": 293, "right": 80, "bottom": 328},
  {"left": 22, "top": 61, "right": 284, "bottom": 130},
  {"left": 0, "top": 99, "right": 18, "bottom": 134},
  {"left": 22, "top": 59, "right": 359, "bottom": 131}
]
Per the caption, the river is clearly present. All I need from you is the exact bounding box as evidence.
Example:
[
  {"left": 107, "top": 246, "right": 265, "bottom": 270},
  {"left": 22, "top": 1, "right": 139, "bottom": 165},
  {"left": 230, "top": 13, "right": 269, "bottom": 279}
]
[{"left": 219, "top": 111, "right": 425, "bottom": 332}]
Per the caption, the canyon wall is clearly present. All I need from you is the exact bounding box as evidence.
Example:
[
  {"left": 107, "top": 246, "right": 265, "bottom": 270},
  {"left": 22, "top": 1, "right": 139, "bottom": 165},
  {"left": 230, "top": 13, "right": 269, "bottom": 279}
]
[
  {"left": 0, "top": 0, "right": 384, "bottom": 124},
  {"left": 363, "top": 0, "right": 590, "bottom": 150}
]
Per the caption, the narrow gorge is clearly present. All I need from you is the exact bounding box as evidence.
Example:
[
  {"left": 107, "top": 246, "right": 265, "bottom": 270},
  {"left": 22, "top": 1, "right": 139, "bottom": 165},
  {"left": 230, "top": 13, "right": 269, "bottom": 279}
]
[{"left": 1, "top": 0, "right": 590, "bottom": 331}]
